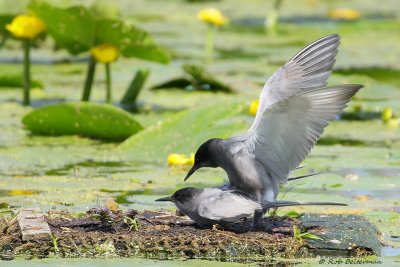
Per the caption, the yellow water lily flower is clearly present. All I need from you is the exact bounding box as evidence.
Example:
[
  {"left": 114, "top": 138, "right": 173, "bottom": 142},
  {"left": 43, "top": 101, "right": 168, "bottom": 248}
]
[
  {"left": 167, "top": 153, "right": 194, "bottom": 166},
  {"left": 249, "top": 99, "right": 259, "bottom": 116},
  {"left": 328, "top": 8, "right": 361, "bottom": 20},
  {"left": 90, "top": 43, "right": 119, "bottom": 63},
  {"left": 381, "top": 107, "right": 393, "bottom": 123},
  {"left": 197, "top": 8, "right": 228, "bottom": 27},
  {"left": 6, "top": 14, "right": 46, "bottom": 39}
]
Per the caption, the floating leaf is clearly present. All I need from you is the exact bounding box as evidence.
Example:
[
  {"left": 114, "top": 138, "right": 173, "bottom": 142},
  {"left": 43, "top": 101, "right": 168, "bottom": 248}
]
[
  {"left": 336, "top": 67, "right": 400, "bottom": 87},
  {"left": 0, "top": 75, "right": 43, "bottom": 89},
  {"left": 151, "top": 64, "right": 233, "bottom": 93},
  {"left": 118, "top": 100, "right": 246, "bottom": 162},
  {"left": 329, "top": 183, "right": 343, "bottom": 188},
  {"left": 22, "top": 102, "right": 143, "bottom": 141}
]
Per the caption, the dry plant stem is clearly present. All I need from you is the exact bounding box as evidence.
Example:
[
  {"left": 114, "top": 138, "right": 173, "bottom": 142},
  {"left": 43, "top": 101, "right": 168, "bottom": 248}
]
[
  {"left": 105, "top": 63, "right": 112, "bottom": 103},
  {"left": 82, "top": 56, "right": 97, "bottom": 101},
  {"left": 23, "top": 39, "right": 30, "bottom": 106}
]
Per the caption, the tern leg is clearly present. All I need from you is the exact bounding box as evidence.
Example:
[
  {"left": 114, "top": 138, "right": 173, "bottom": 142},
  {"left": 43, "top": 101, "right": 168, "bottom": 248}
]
[{"left": 252, "top": 210, "right": 264, "bottom": 227}]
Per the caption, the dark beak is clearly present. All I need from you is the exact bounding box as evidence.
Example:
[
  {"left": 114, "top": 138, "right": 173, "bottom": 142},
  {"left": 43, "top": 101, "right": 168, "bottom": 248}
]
[
  {"left": 155, "top": 196, "right": 173, "bottom": 202},
  {"left": 184, "top": 164, "right": 198, "bottom": 181}
]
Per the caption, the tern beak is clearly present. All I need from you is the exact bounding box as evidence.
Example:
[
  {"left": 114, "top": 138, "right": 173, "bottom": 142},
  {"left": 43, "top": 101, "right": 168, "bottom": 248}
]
[
  {"left": 155, "top": 196, "right": 173, "bottom": 202},
  {"left": 184, "top": 164, "right": 198, "bottom": 181}
]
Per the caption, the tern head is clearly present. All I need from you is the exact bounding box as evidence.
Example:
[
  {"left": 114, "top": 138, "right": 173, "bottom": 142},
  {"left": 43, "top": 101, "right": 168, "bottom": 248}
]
[
  {"left": 184, "top": 139, "right": 220, "bottom": 181},
  {"left": 155, "top": 187, "right": 202, "bottom": 205}
]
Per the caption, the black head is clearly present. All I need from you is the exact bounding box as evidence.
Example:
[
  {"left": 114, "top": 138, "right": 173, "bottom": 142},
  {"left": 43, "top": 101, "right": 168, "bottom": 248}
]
[
  {"left": 184, "top": 139, "right": 219, "bottom": 181},
  {"left": 155, "top": 187, "right": 202, "bottom": 204}
]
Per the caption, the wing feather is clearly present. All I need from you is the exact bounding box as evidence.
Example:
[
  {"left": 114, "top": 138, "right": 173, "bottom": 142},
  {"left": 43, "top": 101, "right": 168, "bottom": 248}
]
[
  {"left": 249, "top": 34, "right": 340, "bottom": 131},
  {"left": 245, "top": 85, "right": 362, "bottom": 184},
  {"left": 198, "top": 190, "right": 261, "bottom": 223}
]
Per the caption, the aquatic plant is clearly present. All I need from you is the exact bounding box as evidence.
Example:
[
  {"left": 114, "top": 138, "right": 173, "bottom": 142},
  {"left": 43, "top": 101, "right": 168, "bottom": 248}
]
[
  {"left": 5, "top": 14, "right": 45, "bottom": 105},
  {"left": 29, "top": 0, "right": 169, "bottom": 103},
  {"left": 265, "top": 0, "right": 283, "bottom": 32},
  {"left": 197, "top": 8, "right": 228, "bottom": 63}
]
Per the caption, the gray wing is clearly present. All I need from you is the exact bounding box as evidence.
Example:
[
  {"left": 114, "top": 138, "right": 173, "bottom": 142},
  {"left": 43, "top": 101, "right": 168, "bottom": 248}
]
[
  {"left": 249, "top": 34, "right": 340, "bottom": 131},
  {"left": 198, "top": 190, "right": 262, "bottom": 223},
  {"left": 244, "top": 85, "right": 362, "bottom": 184}
]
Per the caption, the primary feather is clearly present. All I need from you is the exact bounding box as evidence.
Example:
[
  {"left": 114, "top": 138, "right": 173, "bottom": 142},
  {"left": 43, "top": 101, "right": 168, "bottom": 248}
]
[{"left": 250, "top": 34, "right": 340, "bottom": 131}]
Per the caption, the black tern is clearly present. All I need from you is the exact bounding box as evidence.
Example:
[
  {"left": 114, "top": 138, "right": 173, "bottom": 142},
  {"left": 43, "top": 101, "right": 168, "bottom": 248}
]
[
  {"left": 183, "top": 34, "right": 363, "bottom": 222},
  {"left": 156, "top": 187, "right": 347, "bottom": 226}
]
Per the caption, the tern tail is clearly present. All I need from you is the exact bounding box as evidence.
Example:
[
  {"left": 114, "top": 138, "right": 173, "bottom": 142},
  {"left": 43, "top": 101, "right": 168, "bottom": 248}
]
[
  {"left": 288, "top": 172, "right": 323, "bottom": 181},
  {"left": 265, "top": 200, "right": 347, "bottom": 208}
]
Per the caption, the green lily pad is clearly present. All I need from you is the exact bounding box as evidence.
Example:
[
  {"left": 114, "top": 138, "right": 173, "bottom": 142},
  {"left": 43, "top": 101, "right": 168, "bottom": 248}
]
[
  {"left": 0, "top": 74, "right": 43, "bottom": 89},
  {"left": 151, "top": 64, "right": 233, "bottom": 93},
  {"left": 117, "top": 100, "right": 246, "bottom": 162},
  {"left": 22, "top": 102, "right": 143, "bottom": 141},
  {"left": 29, "top": 1, "right": 169, "bottom": 63}
]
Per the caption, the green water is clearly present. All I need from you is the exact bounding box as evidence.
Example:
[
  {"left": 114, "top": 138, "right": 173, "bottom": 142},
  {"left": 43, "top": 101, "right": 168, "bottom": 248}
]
[{"left": 0, "top": 0, "right": 400, "bottom": 265}]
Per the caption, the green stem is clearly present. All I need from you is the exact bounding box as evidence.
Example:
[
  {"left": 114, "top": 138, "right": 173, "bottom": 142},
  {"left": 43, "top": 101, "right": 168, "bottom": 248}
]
[
  {"left": 265, "top": 0, "right": 283, "bottom": 32},
  {"left": 0, "top": 34, "right": 9, "bottom": 49},
  {"left": 105, "top": 63, "right": 112, "bottom": 103},
  {"left": 82, "top": 56, "right": 97, "bottom": 101},
  {"left": 205, "top": 25, "right": 216, "bottom": 63},
  {"left": 22, "top": 40, "right": 31, "bottom": 106}
]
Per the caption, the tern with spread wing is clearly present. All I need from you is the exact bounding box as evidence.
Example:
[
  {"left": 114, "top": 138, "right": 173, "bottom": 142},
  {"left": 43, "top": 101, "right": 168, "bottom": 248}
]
[{"left": 183, "top": 34, "right": 363, "bottom": 223}]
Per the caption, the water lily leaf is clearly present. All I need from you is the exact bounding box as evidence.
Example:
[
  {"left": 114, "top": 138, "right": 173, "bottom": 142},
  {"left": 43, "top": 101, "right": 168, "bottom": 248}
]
[
  {"left": 0, "top": 75, "right": 43, "bottom": 89},
  {"left": 117, "top": 100, "right": 246, "bottom": 162},
  {"left": 29, "top": 1, "right": 169, "bottom": 63},
  {"left": 96, "top": 19, "right": 169, "bottom": 63},
  {"left": 151, "top": 64, "right": 233, "bottom": 93},
  {"left": 29, "top": 0, "right": 96, "bottom": 55},
  {"left": 22, "top": 102, "right": 143, "bottom": 141},
  {"left": 336, "top": 67, "right": 400, "bottom": 87},
  {"left": 151, "top": 78, "right": 191, "bottom": 90}
]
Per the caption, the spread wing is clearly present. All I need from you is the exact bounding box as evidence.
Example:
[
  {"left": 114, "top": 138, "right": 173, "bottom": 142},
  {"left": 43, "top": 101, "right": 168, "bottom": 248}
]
[
  {"left": 249, "top": 34, "right": 340, "bottom": 131},
  {"left": 198, "top": 190, "right": 262, "bottom": 223},
  {"left": 243, "top": 85, "right": 362, "bottom": 184}
]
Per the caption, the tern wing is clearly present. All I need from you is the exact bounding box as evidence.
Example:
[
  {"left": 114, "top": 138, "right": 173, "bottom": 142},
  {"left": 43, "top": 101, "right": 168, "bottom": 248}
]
[
  {"left": 198, "top": 190, "right": 262, "bottom": 223},
  {"left": 243, "top": 85, "right": 362, "bottom": 184},
  {"left": 249, "top": 34, "right": 340, "bottom": 132}
]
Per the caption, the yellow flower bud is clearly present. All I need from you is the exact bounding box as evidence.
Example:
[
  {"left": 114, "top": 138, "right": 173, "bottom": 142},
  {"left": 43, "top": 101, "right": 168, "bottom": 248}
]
[
  {"left": 167, "top": 153, "right": 194, "bottom": 166},
  {"left": 249, "top": 99, "right": 259, "bottom": 116},
  {"left": 197, "top": 8, "right": 228, "bottom": 27},
  {"left": 328, "top": 8, "right": 361, "bottom": 20},
  {"left": 90, "top": 43, "right": 119, "bottom": 63},
  {"left": 381, "top": 107, "right": 393, "bottom": 123},
  {"left": 6, "top": 14, "right": 46, "bottom": 39}
]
